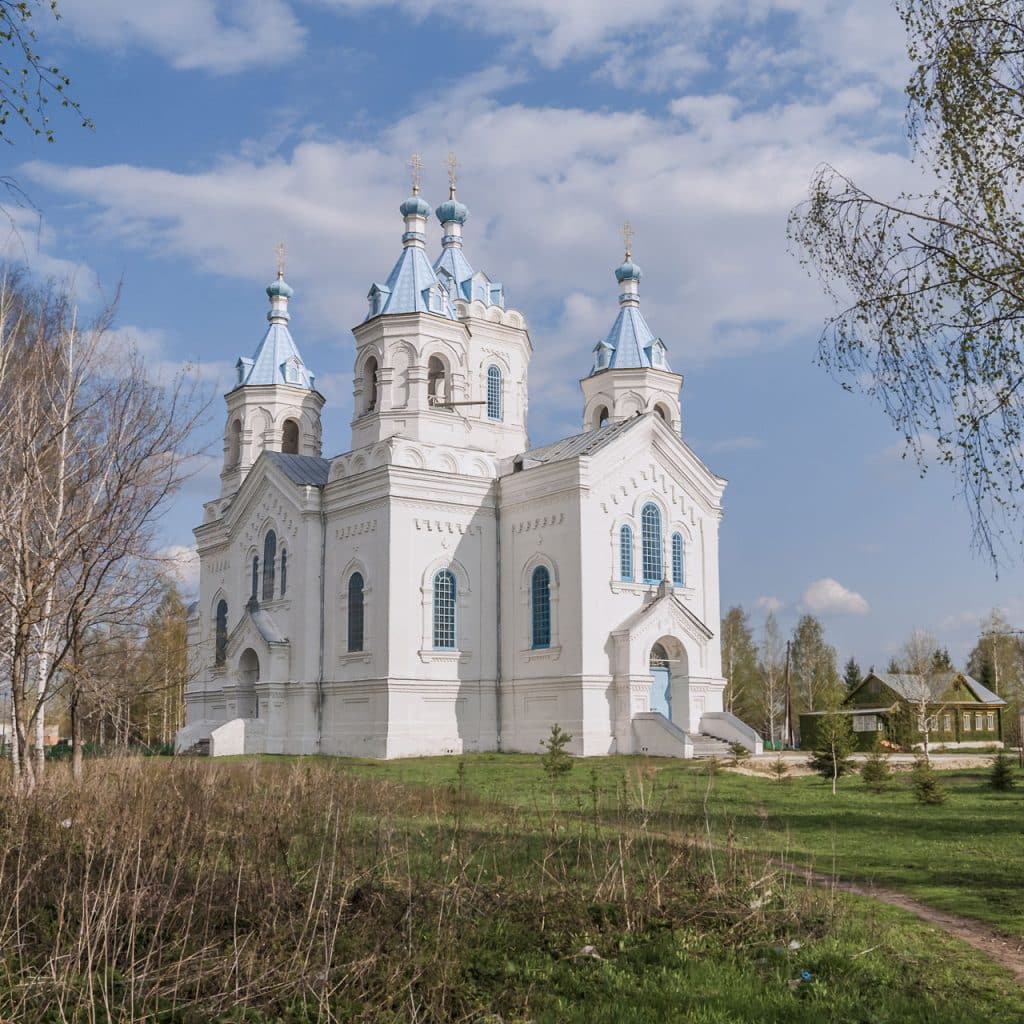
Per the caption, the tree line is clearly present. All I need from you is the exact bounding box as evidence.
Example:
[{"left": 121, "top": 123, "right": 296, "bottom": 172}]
[
  {"left": 0, "top": 268, "right": 203, "bottom": 789},
  {"left": 721, "top": 605, "right": 1022, "bottom": 747}
]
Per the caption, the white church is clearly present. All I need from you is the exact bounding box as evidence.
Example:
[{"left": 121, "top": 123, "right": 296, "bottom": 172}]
[{"left": 176, "top": 165, "right": 762, "bottom": 760}]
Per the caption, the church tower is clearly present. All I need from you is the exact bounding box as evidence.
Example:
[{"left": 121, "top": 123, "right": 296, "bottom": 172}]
[
  {"left": 579, "top": 230, "right": 683, "bottom": 433},
  {"left": 220, "top": 260, "right": 324, "bottom": 496},
  {"left": 351, "top": 155, "right": 530, "bottom": 460}
]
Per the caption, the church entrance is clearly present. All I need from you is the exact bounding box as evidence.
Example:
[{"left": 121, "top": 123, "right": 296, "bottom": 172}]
[
  {"left": 649, "top": 643, "right": 672, "bottom": 720},
  {"left": 238, "top": 648, "right": 260, "bottom": 718}
]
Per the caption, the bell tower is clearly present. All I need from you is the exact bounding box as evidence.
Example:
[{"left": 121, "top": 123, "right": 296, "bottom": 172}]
[
  {"left": 580, "top": 226, "right": 683, "bottom": 434},
  {"left": 221, "top": 253, "right": 324, "bottom": 496}
]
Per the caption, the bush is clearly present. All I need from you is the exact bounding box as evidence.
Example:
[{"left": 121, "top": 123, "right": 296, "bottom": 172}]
[
  {"left": 910, "top": 756, "right": 948, "bottom": 805},
  {"left": 989, "top": 751, "right": 1016, "bottom": 791},
  {"left": 770, "top": 756, "right": 790, "bottom": 783},
  {"left": 860, "top": 743, "right": 892, "bottom": 794},
  {"left": 541, "top": 723, "right": 574, "bottom": 780},
  {"left": 728, "top": 741, "right": 751, "bottom": 766}
]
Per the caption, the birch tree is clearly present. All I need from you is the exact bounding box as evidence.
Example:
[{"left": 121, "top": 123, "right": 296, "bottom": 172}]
[
  {"left": 758, "top": 612, "right": 786, "bottom": 746},
  {"left": 790, "top": 1, "right": 1024, "bottom": 560},
  {"left": 0, "top": 270, "right": 204, "bottom": 789}
]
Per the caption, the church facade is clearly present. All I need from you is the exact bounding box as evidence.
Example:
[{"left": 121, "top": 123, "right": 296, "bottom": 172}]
[{"left": 176, "top": 174, "right": 762, "bottom": 759}]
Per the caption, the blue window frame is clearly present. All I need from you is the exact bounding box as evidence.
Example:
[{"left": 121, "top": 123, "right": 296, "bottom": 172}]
[
  {"left": 432, "top": 570, "right": 457, "bottom": 649},
  {"left": 214, "top": 600, "right": 228, "bottom": 665},
  {"left": 348, "top": 572, "right": 364, "bottom": 652},
  {"left": 262, "top": 531, "right": 277, "bottom": 601},
  {"left": 672, "top": 532, "right": 684, "bottom": 586},
  {"left": 486, "top": 364, "right": 502, "bottom": 421},
  {"left": 531, "top": 565, "right": 551, "bottom": 648},
  {"left": 620, "top": 525, "right": 633, "bottom": 582},
  {"left": 641, "top": 503, "right": 663, "bottom": 583}
]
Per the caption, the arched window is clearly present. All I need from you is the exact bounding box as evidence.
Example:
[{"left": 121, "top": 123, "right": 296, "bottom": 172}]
[
  {"left": 228, "top": 418, "right": 241, "bottom": 467},
  {"left": 280, "top": 549, "right": 288, "bottom": 596},
  {"left": 619, "top": 525, "right": 633, "bottom": 582},
  {"left": 486, "top": 365, "right": 503, "bottom": 421},
  {"left": 531, "top": 565, "right": 551, "bottom": 649},
  {"left": 654, "top": 404, "right": 669, "bottom": 422},
  {"left": 348, "top": 572, "right": 364, "bottom": 652},
  {"left": 282, "top": 419, "right": 299, "bottom": 454},
  {"left": 214, "top": 600, "right": 228, "bottom": 665},
  {"left": 672, "top": 532, "right": 684, "bottom": 586},
  {"left": 432, "top": 569, "right": 457, "bottom": 649},
  {"left": 428, "top": 355, "right": 448, "bottom": 408},
  {"left": 250, "top": 556, "right": 259, "bottom": 602},
  {"left": 597, "top": 406, "right": 610, "bottom": 428},
  {"left": 262, "top": 531, "right": 277, "bottom": 601},
  {"left": 641, "top": 503, "right": 663, "bottom": 583},
  {"left": 364, "top": 356, "right": 379, "bottom": 413}
]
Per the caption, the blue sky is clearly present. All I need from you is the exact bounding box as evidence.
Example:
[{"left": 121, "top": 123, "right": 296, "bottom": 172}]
[{"left": 5, "top": 0, "right": 1021, "bottom": 669}]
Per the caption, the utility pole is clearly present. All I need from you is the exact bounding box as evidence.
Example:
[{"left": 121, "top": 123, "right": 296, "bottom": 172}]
[{"left": 784, "top": 640, "right": 793, "bottom": 749}]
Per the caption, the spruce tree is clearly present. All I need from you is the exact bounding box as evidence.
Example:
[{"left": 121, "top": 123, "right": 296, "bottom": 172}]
[
  {"left": 541, "top": 724, "right": 574, "bottom": 780},
  {"left": 843, "top": 656, "right": 862, "bottom": 692},
  {"left": 910, "top": 756, "right": 948, "bottom": 805},
  {"left": 861, "top": 741, "right": 891, "bottom": 793},
  {"left": 807, "top": 712, "right": 855, "bottom": 794},
  {"left": 989, "top": 751, "right": 1016, "bottom": 791}
]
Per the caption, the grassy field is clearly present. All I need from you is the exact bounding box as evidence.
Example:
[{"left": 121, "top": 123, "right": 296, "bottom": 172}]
[
  {"left": 2, "top": 754, "right": 1022, "bottom": 1022},
  {"left": 347, "top": 752, "right": 1024, "bottom": 937}
]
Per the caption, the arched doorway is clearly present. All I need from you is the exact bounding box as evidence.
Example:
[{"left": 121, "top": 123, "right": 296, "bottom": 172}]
[
  {"left": 649, "top": 642, "right": 672, "bottom": 720},
  {"left": 238, "top": 648, "right": 260, "bottom": 718}
]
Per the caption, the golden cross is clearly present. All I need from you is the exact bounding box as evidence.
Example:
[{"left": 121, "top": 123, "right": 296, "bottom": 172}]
[
  {"left": 622, "top": 221, "right": 634, "bottom": 261},
  {"left": 274, "top": 241, "right": 286, "bottom": 279},
  {"left": 408, "top": 152, "right": 423, "bottom": 194},
  {"left": 446, "top": 151, "right": 458, "bottom": 196}
]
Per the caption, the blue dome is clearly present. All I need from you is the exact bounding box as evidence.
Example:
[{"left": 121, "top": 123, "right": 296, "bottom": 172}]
[
  {"left": 266, "top": 275, "right": 294, "bottom": 299},
  {"left": 436, "top": 197, "right": 469, "bottom": 225},
  {"left": 615, "top": 260, "right": 642, "bottom": 283},
  {"left": 400, "top": 194, "right": 432, "bottom": 218}
]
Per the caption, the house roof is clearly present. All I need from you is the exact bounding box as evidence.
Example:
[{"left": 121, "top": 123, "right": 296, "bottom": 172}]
[
  {"left": 263, "top": 451, "right": 331, "bottom": 487},
  {"left": 870, "top": 671, "right": 1006, "bottom": 706},
  {"left": 514, "top": 415, "right": 641, "bottom": 467}
]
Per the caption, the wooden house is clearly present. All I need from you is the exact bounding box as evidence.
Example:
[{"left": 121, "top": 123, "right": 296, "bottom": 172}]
[{"left": 799, "top": 671, "right": 1005, "bottom": 751}]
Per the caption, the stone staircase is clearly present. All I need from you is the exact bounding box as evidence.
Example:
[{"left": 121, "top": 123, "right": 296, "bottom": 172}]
[
  {"left": 183, "top": 738, "right": 210, "bottom": 757},
  {"left": 686, "top": 732, "right": 733, "bottom": 759}
]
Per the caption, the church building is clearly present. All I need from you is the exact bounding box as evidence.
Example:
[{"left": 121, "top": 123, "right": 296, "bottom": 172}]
[{"left": 176, "top": 165, "right": 762, "bottom": 759}]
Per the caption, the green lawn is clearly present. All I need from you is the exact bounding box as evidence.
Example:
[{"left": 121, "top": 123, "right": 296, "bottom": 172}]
[
  {"left": 341, "top": 752, "right": 1024, "bottom": 937},
  {"left": 15, "top": 754, "right": 1022, "bottom": 1023}
]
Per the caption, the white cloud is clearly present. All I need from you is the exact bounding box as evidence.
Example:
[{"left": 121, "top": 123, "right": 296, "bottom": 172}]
[
  {"left": 754, "top": 595, "right": 784, "bottom": 613},
  {"left": 158, "top": 544, "right": 200, "bottom": 592},
  {"left": 802, "top": 578, "right": 869, "bottom": 616},
  {"left": 58, "top": 0, "right": 306, "bottom": 74},
  {"left": 22, "top": 58, "right": 921, "bottom": 442}
]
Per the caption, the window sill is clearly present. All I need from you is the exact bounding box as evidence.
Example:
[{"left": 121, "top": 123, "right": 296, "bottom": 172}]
[
  {"left": 338, "top": 651, "right": 372, "bottom": 665},
  {"left": 418, "top": 648, "right": 471, "bottom": 664},
  {"left": 609, "top": 580, "right": 695, "bottom": 597},
  {"left": 522, "top": 645, "right": 561, "bottom": 662}
]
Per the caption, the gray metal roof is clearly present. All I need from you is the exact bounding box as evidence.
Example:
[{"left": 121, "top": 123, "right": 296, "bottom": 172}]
[
  {"left": 516, "top": 416, "right": 641, "bottom": 467},
  {"left": 263, "top": 451, "right": 331, "bottom": 487},
  {"left": 874, "top": 671, "right": 1006, "bottom": 706}
]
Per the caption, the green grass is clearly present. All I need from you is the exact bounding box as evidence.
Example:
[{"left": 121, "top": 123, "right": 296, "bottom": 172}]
[
  {"left": 337, "top": 752, "right": 1024, "bottom": 937},
  {"left": 8, "top": 754, "right": 1024, "bottom": 1022}
]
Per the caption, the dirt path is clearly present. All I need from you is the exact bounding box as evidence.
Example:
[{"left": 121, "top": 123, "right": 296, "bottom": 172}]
[{"left": 793, "top": 865, "right": 1024, "bottom": 983}]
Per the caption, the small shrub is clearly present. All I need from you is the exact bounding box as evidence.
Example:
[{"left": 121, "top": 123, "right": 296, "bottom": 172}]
[
  {"left": 910, "top": 756, "right": 947, "bottom": 805},
  {"left": 541, "top": 723, "right": 574, "bottom": 779},
  {"left": 702, "top": 756, "right": 722, "bottom": 775},
  {"left": 770, "top": 756, "right": 790, "bottom": 783},
  {"left": 860, "top": 744, "right": 891, "bottom": 794},
  {"left": 728, "top": 741, "right": 751, "bottom": 766},
  {"left": 989, "top": 751, "right": 1016, "bottom": 791}
]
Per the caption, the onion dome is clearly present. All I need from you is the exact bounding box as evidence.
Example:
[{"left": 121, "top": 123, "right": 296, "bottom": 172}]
[
  {"left": 614, "top": 259, "right": 642, "bottom": 283},
  {"left": 400, "top": 193, "right": 432, "bottom": 219},
  {"left": 266, "top": 273, "right": 294, "bottom": 299},
  {"left": 436, "top": 190, "right": 469, "bottom": 226}
]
